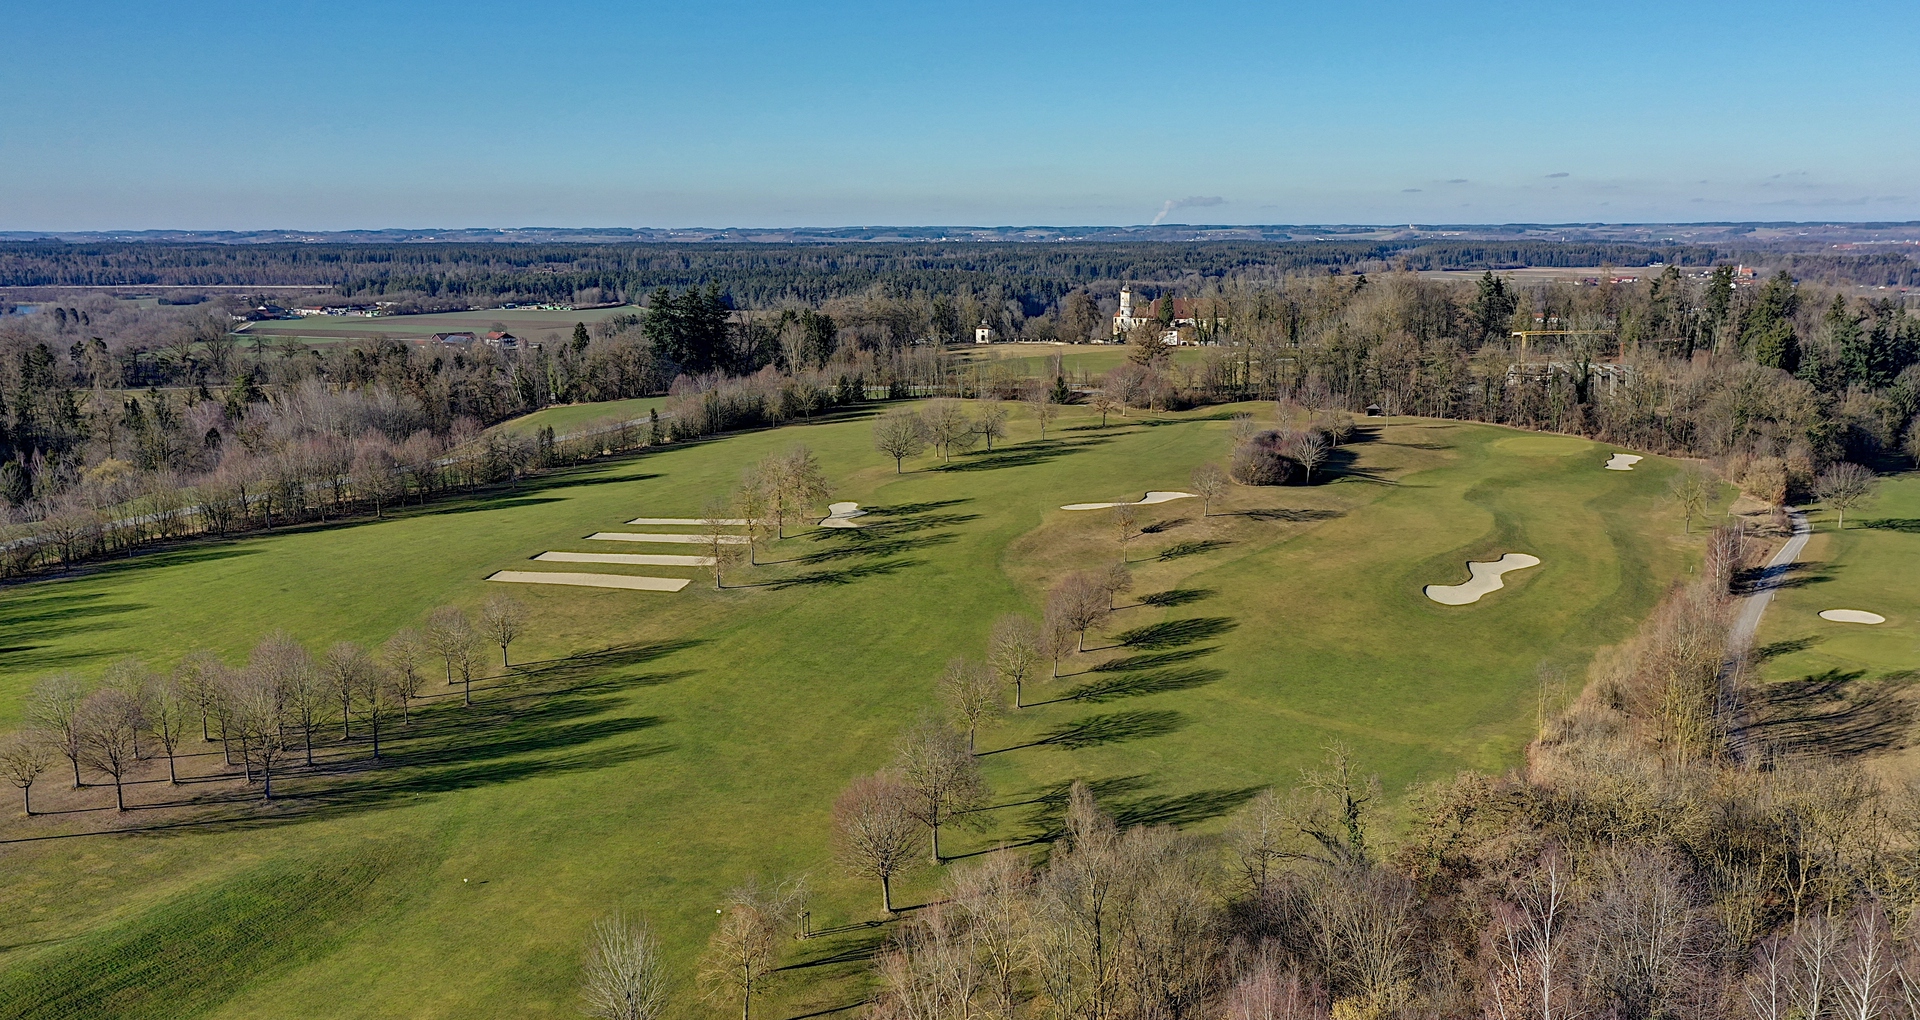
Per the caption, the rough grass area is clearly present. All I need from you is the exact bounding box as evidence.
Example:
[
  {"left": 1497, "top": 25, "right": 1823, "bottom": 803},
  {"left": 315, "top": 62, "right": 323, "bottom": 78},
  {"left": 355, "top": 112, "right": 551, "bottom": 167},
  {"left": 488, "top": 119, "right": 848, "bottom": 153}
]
[{"left": 0, "top": 402, "right": 1713, "bottom": 1019}]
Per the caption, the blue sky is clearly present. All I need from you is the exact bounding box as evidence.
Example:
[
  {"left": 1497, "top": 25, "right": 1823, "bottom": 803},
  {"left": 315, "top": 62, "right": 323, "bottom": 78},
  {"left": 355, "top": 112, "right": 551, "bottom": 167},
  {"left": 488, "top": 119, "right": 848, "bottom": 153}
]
[{"left": 2, "top": 0, "right": 1916, "bottom": 229}]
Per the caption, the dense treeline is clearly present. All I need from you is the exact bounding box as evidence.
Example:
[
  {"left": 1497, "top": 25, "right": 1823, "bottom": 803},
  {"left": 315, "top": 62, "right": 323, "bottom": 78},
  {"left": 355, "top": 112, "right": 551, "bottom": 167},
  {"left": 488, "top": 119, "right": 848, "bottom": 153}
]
[{"left": 12, "top": 239, "right": 1911, "bottom": 309}]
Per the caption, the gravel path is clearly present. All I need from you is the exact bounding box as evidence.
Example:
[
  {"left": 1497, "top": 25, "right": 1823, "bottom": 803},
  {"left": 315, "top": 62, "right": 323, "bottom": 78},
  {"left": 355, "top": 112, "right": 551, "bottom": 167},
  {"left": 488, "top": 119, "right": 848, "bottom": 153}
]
[{"left": 1730, "top": 507, "right": 1811, "bottom": 651}]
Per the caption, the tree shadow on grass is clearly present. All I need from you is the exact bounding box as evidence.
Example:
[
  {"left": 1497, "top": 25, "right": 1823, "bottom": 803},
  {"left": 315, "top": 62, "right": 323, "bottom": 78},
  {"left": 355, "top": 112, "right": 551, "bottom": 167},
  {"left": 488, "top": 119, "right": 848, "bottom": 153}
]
[
  {"left": 1862, "top": 518, "right": 1920, "bottom": 534},
  {"left": 1235, "top": 508, "right": 1347, "bottom": 522},
  {"left": 1158, "top": 540, "right": 1230, "bottom": 561},
  {"left": 1091, "top": 646, "right": 1220, "bottom": 673},
  {"left": 1113, "top": 617, "right": 1237, "bottom": 650},
  {"left": 1063, "top": 667, "right": 1225, "bottom": 704},
  {"left": 1735, "top": 561, "right": 1832, "bottom": 595},
  {"left": 1140, "top": 517, "right": 1191, "bottom": 535},
  {"left": 981, "top": 710, "right": 1187, "bottom": 755},
  {"left": 766, "top": 558, "right": 922, "bottom": 589},
  {"left": 1736, "top": 668, "right": 1918, "bottom": 759},
  {"left": 934, "top": 437, "right": 1111, "bottom": 473},
  {"left": 1752, "top": 636, "right": 1822, "bottom": 664},
  {"left": 1137, "top": 587, "right": 1217, "bottom": 608},
  {"left": 1013, "top": 775, "right": 1263, "bottom": 845},
  {"left": 0, "top": 590, "right": 152, "bottom": 672},
  {"left": 787, "top": 532, "right": 957, "bottom": 566}
]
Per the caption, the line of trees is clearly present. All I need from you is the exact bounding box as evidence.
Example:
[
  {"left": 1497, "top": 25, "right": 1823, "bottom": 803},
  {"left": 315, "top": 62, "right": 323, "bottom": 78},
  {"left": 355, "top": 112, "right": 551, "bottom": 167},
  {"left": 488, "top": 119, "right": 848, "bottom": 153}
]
[{"left": 0, "top": 596, "right": 525, "bottom": 811}]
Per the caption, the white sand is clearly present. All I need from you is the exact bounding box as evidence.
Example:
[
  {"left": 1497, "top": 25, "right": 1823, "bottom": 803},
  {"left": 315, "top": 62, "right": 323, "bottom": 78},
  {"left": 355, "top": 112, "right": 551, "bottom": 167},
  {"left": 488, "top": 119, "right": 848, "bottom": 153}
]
[
  {"left": 1604, "top": 453, "right": 1643, "bottom": 471},
  {"left": 1061, "top": 491, "right": 1198, "bottom": 511},
  {"left": 587, "top": 532, "right": 749, "bottom": 545},
  {"left": 536, "top": 551, "right": 714, "bottom": 567},
  {"left": 1819, "top": 609, "right": 1887, "bottom": 625},
  {"left": 487, "top": 571, "right": 691, "bottom": 592},
  {"left": 626, "top": 517, "right": 748, "bottom": 526},
  {"left": 819, "top": 501, "right": 868, "bottom": 529},
  {"left": 1424, "top": 553, "right": 1543, "bottom": 605}
]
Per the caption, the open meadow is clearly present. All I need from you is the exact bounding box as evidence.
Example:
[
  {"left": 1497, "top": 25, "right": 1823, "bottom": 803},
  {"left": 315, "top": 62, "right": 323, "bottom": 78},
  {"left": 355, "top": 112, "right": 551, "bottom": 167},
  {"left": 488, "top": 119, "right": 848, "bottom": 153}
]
[
  {"left": 234, "top": 305, "right": 640, "bottom": 345},
  {"left": 0, "top": 402, "right": 1718, "bottom": 1019}
]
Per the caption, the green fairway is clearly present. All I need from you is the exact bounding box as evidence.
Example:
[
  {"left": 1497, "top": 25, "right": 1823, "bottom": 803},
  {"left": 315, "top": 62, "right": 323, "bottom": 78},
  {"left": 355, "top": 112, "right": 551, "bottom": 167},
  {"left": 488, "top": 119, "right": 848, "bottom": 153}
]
[
  {"left": 0, "top": 405, "right": 1714, "bottom": 1019},
  {"left": 954, "top": 342, "right": 1210, "bottom": 381},
  {"left": 488, "top": 396, "right": 671, "bottom": 437},
  {"left": 1754, "top": 474, "right": 1920, "bottom": 686}
]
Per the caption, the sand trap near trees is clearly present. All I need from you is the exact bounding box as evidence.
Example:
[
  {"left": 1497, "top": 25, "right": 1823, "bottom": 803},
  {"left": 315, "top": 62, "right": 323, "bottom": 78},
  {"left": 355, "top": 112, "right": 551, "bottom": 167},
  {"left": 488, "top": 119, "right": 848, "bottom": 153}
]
[
  {"left": 1424, "top": 553, "right": 1542, "bottom": 605},
  {"left": 1819, "top": 609, "right": 1887, "bottom": 624},
  {"left": 819, "top": 501, "right": 868, "bottom": 529},
  {"left": 1062, "top": 491, "right": 1198, "bottom": 511},
  {"left": 1605, "top": 453, "right": 1643, "bottom": 471},
  {"left": 587, "top": 532, "right": 748, "bottom": 545},
  {"left": 626, "top": 517, "right": 747, "bottom": 526},
  {"left": 536, "top": 551, "right": 714, "bottom": 567},
  {"left": 487, "top": 571, "right": 690, "bottom": 592}
]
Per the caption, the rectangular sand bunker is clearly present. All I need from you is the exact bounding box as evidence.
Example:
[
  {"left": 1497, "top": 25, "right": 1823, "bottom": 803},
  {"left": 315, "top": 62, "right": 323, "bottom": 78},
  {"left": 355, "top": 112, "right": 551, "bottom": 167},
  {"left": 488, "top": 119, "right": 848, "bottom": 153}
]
[
  {"left": 487, "top": 570, "right": 691, "bottom": 592},
  {"left": 626, "top": 517, "right": 748, "bottom": 526},
  {"left": 586, "top": 532, "right": 749, "bottom": 545},
  {"left": 536, "top": 551, "right": 714, "bottom": 567}
]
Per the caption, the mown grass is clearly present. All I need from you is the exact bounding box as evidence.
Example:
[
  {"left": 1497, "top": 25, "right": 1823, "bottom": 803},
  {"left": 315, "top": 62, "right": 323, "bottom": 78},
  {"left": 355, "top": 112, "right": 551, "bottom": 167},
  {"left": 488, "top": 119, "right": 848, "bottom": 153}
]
[
  {"left": 488, "top": 396, "right": 670, "bottom": 437},
  {"left": 1755, "top": 475, "right": 1920, "bottom": 686},
  {"left": 0, "top": 402, "right": 1712, "bottom": 1019}
]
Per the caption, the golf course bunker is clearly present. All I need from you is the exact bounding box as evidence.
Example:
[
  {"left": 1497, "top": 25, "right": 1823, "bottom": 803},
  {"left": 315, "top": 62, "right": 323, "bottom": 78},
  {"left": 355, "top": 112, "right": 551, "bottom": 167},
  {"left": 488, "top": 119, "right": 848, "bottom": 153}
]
[
  {"left": 536, "top": 551, "right": 714, "bottom": 567},
  {"left": 627, "top": 516, "right": 747, "bottom": 526},
  {"left": 1819, "top": 609, "right": 1887, "bottom": 625},
  {"left": 1062, "top": 491, "right": 1197, "bottom": 511},
  {"left": 1424, "top": 553, "right": 1542, "bottom": 605},
  {"left": 487, "top": 571, "right": 690, "bottom": 592},
  {"left": 587, "top": 532, "right": 748, "bottom": 545},
  {"left": 819, "top": 501, "right": 868, "bottom": 529},
  {"left": 1604, "top": 453, "right": 1644, "bottom": 471}
]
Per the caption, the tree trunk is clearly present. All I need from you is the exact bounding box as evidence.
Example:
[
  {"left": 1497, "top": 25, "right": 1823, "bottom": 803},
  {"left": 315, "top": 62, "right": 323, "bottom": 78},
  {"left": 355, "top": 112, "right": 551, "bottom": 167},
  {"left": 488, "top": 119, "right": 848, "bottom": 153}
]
[
  {"left": 113, "top": 775, "right": 124, "bottom": 811},
  {"left": 262, "top": 759, "right": 272, "bottom": 801},
  {"left": 882, "top": 873, "right": 894, "bottom": 914},
  {"left": 304, "top": 725, "right": 314, "bottom": 766},
  {"left": 463, "top": 673, "right": 472, "bottom": 707},
  {"left": 201, "top": 709, "right": 210, "bottom": 742},
  {"left": 341, "top": 699, "right": 351, "bottom": 740},
  {"left": 500, "top": 645, "right": 509, "bottom": 668},
  {"left": 371, "top": 714, "right": 380, "bottom": 758},
  {"left": 1015, "top": 680, "right": 1024, "bottom": 709},
  {"left": 931, "top": 811, "right": 943, "bottom": 863},
  {"left": 22, "top": 785, "right": 31, "bottom": 816},
  {"left": 70, "top": 756, "right": 82, "bottom": 788},
  {"left": 167, "top": 751, "right": 177, "bottom": 785}
]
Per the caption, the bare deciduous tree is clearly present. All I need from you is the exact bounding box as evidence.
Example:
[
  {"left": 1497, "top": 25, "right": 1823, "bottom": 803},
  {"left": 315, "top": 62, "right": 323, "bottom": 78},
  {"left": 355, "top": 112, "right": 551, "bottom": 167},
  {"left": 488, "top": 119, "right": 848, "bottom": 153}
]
[
  {"left": 951, "top": 851, "right": 1033, "bottom": 1019},
  {"left": 480, "top": 592, "right": 527, "bottom": 668},
  {"left": 0, "top": 731, "right": 53, "bottom": 815},
  {"left": 698, "top": 878, "right": 802, "bottom": 1020},
  {"left": 832, "top": 773, "right": 922, "bottom": 915},
  {"left": 323, "top": 641, "right": 375, "bottom": 741},
  {"left": 938, "top": 658, "right": 1002, "bottom": 752},
  {"left": 383, "top": 629, "right": 427, "bottom": 724},
  {"left": 1027, "top": 389, "right": 1061, "bottom": 440},
  {"left": 29, "top": 672, "right": 90, "bottom": 788},
  {"left": 231, "top": 666, "right": 289, "bottom": 800},
  {"left": 875, "top": 408, "right": 929, "bottom": 473},
  {"left": 580, "top": 912, "right": 669, "bottom": 1020},
  {"left": 1049, "top": 573, "right": 1110, "bottom": 652},
  {"left": 894, "top": 719, "right": 987, "bottom": 863},
  {"left": 704, "top": 500, "right": 746, "bottom": 589},
  {"left": 973, "top": 403, "right": 1011, "bottom": 452},
  {"left": 1191, "top": 462, "right": 1227, "bottom": 516},
  {"left": 1100, "top": 562, "right": 1133, "bottom": 611},
  {"left": 148, "top": 671, "right": 192, "bottom": 784},
  {"left": 173, "top": 649, "right": 226, "bottom": 742},
  {"left": 1111, "top": 504, "right": 1139, "bottom": 563},
  {"left": 77, "top": 689, "right": 141, "bottom": 810},
  {"left": 1091, "top": 392, "right": 1121, "bottom": 428},
  {"left": 1815, "top": 461, "right": 1876, "bottom": 530},
  {"left": 426, "top": 606, "right": 480, "bottom": 705},
  {"left": 987, "top": 614, "right": 1042, "bottom": 709},
  {"left": 1669, "top": 467, "right": 1712, "bottom": 534},
  {"left": 924, "top": 399, "right": 974, "bottom": 463}
]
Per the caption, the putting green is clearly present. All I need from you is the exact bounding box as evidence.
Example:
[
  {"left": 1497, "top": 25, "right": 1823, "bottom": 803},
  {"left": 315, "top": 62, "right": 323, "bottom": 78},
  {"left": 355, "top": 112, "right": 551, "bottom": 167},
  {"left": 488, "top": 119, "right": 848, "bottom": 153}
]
[{"left": 0, "top": 404, "right": 1714, "bottom": 1020}]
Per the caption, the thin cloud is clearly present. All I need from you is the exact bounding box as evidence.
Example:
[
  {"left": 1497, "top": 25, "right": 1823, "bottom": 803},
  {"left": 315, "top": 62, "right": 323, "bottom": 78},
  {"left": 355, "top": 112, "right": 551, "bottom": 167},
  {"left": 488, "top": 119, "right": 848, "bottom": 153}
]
[
  {"left": 1150, "top": 195, "right": 1225, "bottom": 225},
  {"left": 1546, "top": 172, "right": 1569, "bottom": 178},
  {"left": 1402, "top": 188, "right": 1422, "bottom": 193}
]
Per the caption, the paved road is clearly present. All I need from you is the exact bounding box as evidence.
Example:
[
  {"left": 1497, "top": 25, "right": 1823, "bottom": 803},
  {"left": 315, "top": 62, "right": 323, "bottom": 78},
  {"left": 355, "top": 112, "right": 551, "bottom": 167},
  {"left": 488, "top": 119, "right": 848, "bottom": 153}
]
[{"left": 1730, "top": 506, "right": 1812, "bottom": 651}]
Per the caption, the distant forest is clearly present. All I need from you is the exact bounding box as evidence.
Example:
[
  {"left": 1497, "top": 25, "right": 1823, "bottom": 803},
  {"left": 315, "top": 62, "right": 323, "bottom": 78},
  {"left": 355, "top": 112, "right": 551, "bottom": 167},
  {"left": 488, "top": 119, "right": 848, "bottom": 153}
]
[{"left": 3, "top": 240, "right": 1916, "bottom": 311}]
